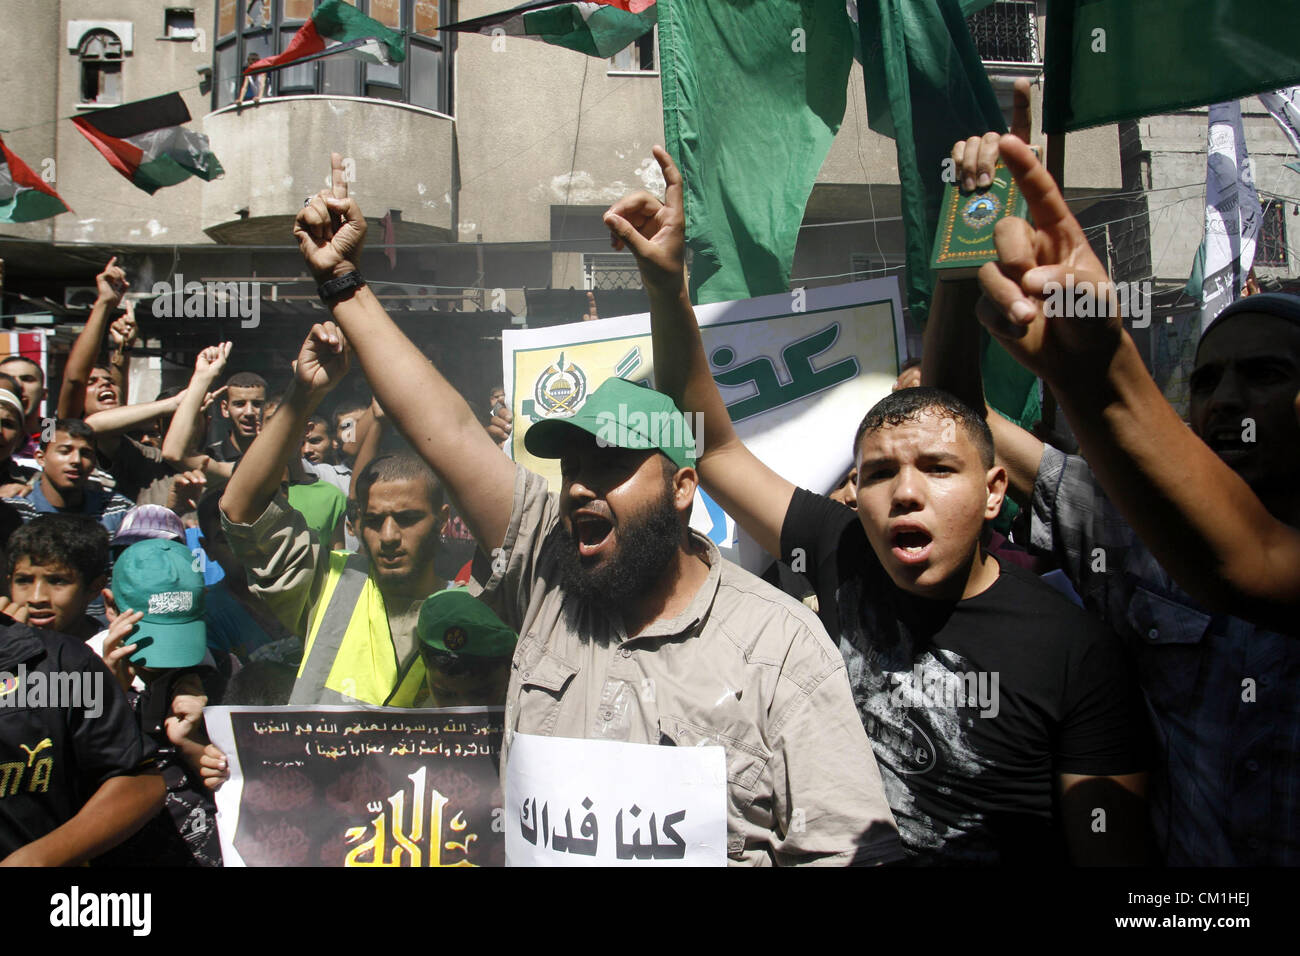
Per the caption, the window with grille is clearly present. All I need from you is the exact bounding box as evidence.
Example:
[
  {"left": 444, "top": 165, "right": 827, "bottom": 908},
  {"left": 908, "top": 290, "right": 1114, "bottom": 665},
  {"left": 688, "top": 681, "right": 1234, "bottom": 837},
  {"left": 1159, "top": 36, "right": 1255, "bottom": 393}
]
[
  {"left": 79, "top": 30, "right": 124, "bottom": 105},
  {"left": 967, "top": 1, "right": 1041, "bottom": 65},
  {"left": 1257, "top": 201, "right": 1289, "bottom": 268},
  {"left": 583, "top": 254, "right": 643, "bottom": 291}
]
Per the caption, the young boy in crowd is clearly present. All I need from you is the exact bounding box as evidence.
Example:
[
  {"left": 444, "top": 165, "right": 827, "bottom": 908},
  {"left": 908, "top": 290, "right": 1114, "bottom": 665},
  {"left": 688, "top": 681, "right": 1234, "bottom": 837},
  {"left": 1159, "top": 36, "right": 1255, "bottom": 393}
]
[
  {"left": 91, "top": 539, "right": 225, "bottom": 867},
  {"left": 209, "top": 372, "right": 268, "bottom": 465},
  {"left": 4, "top": 419, "right": 134, "bottom": 538},
  {"left": 0, "top": 596, "right": 164, "bottom": 865},
  {"left": 5, "top": 516, "right": 110, "bottom": 640}
]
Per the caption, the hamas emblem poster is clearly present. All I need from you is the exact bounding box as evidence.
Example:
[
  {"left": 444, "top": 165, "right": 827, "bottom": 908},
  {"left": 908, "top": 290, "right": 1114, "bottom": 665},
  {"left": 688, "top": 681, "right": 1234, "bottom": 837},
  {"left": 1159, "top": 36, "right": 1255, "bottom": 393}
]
[{"left": 502, "top": 278, "right": 906, "bottom": 570}]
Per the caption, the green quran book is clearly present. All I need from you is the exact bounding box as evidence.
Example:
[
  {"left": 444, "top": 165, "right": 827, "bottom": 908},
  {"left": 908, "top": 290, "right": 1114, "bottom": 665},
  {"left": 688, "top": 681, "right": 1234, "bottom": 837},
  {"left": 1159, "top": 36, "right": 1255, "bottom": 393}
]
[{"left": 930, "top": 156, "right": 1030, "bottom": 280}]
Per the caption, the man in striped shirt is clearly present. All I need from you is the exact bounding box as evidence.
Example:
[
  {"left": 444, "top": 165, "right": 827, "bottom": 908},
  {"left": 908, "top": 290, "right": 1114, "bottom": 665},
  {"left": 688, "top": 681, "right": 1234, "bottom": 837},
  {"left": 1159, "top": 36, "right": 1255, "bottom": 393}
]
[{"left": 3, "top": 419, "right": 133, "bottom": 537}]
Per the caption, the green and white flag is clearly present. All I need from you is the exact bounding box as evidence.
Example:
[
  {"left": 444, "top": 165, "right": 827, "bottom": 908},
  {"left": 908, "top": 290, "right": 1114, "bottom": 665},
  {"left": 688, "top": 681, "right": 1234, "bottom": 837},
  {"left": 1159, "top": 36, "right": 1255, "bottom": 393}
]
[
  {"left": 1193, "top": 100, "right": 1262, "bottom": 335},
  {"left": 1260, "top": 87, "right": 1300, "bottom": 156},
  {"left": 0, "top": 135, "right": 69, "bottom": 222},
  {"left": 441, "top": 1, "right": 657, "bottom": 58},
  {"left": 245, "top": 0, "right": 406, "bottom": 74},
  {"left": 71, "top": 92, "right": 223, "bottom": 195}
]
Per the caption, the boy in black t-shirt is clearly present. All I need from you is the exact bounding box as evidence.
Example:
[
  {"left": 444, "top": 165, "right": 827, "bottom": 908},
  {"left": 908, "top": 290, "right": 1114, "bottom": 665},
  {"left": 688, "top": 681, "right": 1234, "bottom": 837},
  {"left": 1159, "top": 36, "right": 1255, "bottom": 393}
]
[
  {"left": 601, "top": 147, "right": 1152, "bottom": 865},
  {"left": 0, "top": 612, "right": 163, "bottom": 865}
]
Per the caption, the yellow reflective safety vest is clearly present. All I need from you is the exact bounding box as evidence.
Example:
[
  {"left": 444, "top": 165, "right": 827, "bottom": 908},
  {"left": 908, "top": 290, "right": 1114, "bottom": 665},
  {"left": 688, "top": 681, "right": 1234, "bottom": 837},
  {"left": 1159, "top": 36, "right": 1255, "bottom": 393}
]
[{"left": 290, "top": 551, "right": 427, "bottom": 707}]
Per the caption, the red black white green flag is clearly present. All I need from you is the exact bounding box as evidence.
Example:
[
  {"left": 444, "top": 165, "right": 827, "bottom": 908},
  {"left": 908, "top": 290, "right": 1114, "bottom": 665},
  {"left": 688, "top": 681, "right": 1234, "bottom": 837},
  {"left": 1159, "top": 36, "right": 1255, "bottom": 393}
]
[
  {"left": 0, "top": 135, "right": 69, "bottom": 222},
  {"left": 441, "top": 1, "right": 657, "bottom": 58},
  {"left": 71, "top": 92, "right": 223, "bottom": 195},
  {"left": 245, "top": 0, "right": 406, "bottom": 75}
]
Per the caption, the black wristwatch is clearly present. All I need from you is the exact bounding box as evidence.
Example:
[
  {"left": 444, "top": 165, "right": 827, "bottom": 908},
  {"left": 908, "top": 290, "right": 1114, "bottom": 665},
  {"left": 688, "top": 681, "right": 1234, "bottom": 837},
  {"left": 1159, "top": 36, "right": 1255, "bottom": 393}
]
[{"left": 318, "top": 270, "right": 365, "bottom": 305}]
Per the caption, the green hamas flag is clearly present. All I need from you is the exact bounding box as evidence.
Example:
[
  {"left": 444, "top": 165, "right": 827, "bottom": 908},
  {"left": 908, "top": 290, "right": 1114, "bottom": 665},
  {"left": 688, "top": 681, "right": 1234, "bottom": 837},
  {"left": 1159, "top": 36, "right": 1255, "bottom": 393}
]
[
  {"left": 658, "top": 0, "right": 854, "bottom": 304},
  {"left": 857, "top": 0, "right": 1005, "bottom": 327},
  {"left": 1043, "top": 0, "right": 1300, "bottom": 133},
  {"left": 858, "top": 0, "right": 1037, "bottom": 431}
]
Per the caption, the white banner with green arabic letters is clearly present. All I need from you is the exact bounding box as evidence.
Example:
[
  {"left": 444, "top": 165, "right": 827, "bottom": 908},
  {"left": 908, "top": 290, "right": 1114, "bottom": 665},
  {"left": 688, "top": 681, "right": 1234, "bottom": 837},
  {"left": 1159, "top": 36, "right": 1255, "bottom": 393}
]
[{"left": 502, "top": 278, "right": 906, "bottom": 570}]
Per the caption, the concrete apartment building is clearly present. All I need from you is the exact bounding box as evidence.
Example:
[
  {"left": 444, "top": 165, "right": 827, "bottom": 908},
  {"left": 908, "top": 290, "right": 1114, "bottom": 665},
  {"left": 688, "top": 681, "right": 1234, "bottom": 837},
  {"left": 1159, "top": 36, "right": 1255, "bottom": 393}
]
[{"left": 0, "top": 1, "right": 1295, "bottom": 416}]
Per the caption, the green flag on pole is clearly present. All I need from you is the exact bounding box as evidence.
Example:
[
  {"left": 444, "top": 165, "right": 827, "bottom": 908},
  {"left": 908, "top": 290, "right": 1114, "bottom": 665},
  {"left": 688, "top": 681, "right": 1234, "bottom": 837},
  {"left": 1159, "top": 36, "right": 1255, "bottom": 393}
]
[
  {"left": 1043, "top": 0, "right": 1300, "bottom": 133},
  {"left": 857, "top": 0, "right": 1006, "bottom": 326},
  {"left": 857, "top": 0, "right": 1038, "bottom": 439},
  {"left": 658, "top": 0, "right": 854, "bottom": 304}
]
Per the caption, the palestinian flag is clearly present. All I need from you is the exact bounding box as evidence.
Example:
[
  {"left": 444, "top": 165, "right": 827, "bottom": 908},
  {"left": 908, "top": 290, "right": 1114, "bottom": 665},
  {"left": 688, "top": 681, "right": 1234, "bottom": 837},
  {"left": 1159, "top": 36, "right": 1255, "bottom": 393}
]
[
  {"left": 0, "top": 136, "right": 69, "bottom": 222},
  {"left": 71, "top": 92, "right": 223, "bottom": 195},
  {"left": 442, "top": 1, "right": 656, "bottom": 58},
  {"left": 245, "top": 0, "right": 406, "bottom": 75}
]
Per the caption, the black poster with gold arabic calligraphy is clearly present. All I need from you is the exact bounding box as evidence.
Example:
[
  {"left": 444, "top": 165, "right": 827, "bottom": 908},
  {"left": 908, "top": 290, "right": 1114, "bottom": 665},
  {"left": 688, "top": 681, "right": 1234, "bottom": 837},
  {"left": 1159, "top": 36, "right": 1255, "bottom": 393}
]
[{"left": 214, "top": 706, "right": 504, "bottom": 867}]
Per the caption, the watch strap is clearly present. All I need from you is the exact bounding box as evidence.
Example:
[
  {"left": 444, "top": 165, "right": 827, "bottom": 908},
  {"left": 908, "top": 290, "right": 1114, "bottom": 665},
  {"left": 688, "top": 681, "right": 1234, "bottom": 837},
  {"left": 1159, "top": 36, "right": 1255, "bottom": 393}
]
[{"left": 318, "top": 271, "right": 365, "bottom": 304}]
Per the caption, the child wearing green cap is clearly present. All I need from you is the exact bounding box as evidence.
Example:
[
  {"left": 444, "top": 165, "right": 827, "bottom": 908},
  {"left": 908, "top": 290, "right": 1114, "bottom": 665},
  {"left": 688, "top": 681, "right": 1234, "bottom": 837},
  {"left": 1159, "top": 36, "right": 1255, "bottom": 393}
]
[{"left": 91, "top": 539, "right": 227, "bottom": 866}]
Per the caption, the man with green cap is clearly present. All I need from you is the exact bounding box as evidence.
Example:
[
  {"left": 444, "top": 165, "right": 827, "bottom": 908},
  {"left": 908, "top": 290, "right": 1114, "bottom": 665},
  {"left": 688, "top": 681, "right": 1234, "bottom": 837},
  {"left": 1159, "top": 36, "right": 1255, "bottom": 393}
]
[
  {"left": 289, "top": 152, "right": 903, "bottom": 866},
  {"left": 413, "top": 589, "right": 516, "bottom": 708}
]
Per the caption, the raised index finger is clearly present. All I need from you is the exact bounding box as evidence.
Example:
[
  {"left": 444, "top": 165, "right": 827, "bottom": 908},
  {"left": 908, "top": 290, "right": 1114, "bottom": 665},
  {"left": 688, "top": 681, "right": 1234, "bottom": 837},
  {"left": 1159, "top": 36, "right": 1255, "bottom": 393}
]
[
  {"left": 331, "top": 151, "right": 348, "bottom": 200},
  {"left": 1011, "top": 77, "right": 1032, "bottom": 145},
  {"left": 652, "top": 145, "right": 683, "bottom": 213},
  {"left": 999, "top": 134, "right": 1075, "bottom": 234}
]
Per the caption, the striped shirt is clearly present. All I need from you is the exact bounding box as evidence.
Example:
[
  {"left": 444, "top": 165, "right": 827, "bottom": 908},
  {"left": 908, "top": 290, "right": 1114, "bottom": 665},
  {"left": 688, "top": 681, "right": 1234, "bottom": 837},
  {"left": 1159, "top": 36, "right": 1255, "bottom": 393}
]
[{"left": 4, "top": 476, "right": 135, "bottom": 536}]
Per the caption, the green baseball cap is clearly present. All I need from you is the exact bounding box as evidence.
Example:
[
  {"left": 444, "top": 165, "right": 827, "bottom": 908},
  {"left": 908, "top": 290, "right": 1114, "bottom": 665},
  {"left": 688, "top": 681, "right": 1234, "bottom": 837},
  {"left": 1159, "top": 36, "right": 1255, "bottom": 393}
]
[
  {"left": 112, "top": 539, "right": 207, "bottom": 669},
  {"left": 416, "top": 589, "right": 517, "bottom": 659},
  {"left": 524, "top": 376, "right": 697, "bottom": 470}
]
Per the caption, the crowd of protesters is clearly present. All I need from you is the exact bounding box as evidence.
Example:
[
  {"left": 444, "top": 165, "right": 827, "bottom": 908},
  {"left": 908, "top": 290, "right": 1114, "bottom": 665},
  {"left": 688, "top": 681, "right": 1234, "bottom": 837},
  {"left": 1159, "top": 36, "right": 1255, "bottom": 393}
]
[{"left": 2, "top": 80, "right": 1297, "bottom": 867}]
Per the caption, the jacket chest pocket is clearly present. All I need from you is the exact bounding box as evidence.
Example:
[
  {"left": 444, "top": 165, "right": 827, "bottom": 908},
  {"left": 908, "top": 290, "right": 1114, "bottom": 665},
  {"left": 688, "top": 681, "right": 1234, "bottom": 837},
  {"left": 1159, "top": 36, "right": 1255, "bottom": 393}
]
[
  {"left": 658, "top": 713, "right": 771, "bottom": 860},
  {"left": 514, "top": 639, "right": 580, "bottom": 737},
  {"left": 1125, "top": 585, "right": 1212, "bottom": 703}
]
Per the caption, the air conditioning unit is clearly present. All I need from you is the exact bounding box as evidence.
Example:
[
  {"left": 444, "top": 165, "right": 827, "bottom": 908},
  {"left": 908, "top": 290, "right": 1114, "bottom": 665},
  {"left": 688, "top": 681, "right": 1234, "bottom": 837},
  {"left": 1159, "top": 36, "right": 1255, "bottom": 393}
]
[{"left": 64, "top": 286, "right": 98, "bottom": 310}]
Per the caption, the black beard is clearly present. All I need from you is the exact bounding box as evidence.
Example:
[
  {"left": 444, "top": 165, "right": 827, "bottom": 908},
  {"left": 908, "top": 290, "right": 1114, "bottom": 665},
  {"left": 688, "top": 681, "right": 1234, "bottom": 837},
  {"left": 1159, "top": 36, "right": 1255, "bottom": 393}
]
[{"left": 555, "top": 489, "right": 683, "bottom": 612}]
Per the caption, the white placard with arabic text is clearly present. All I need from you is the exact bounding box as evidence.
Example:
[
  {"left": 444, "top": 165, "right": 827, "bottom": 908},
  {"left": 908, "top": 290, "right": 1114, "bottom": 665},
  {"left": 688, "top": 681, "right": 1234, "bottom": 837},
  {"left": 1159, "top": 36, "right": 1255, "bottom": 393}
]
[{"left": 505, "top": 733, "right": 727, "bottom": 867}]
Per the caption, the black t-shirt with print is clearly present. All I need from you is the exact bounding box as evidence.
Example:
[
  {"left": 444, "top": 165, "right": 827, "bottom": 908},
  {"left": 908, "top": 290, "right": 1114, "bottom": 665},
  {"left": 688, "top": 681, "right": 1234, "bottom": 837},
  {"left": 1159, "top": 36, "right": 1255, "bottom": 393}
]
[
  {"left": 781, "top": 488, "right": 1150, "bottom": 865},
  {"left": 0, "top": 619, "right": 155, "bottom": 857}
]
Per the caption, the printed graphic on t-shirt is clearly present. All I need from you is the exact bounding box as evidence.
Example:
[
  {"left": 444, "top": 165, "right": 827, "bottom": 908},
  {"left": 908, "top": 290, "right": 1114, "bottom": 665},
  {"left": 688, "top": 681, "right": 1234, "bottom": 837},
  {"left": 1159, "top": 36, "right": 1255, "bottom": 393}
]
[
  {"left": 0, "top": 737, "right": 55, "bottom": 798},
  {"left": 841, "top": 575, "right": 1003, "bottom": 863}
]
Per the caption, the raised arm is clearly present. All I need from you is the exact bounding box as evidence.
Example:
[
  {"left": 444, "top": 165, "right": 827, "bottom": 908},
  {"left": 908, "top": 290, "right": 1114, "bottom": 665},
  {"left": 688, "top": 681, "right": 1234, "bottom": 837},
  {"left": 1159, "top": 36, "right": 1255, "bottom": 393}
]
[
  {"left": 106, "top": 299, "right": 138, "bottom": 400},
  {"left": 923, "top": 77, "right": 1045, "bottom": 502},
  {"left": 58, "top": 257, "right": 127, "bottom": 418},
  {"left": 163, "top": 344, "right": 232, "bottom": 476},
  {"left": 602, "top": 147, "right": 794, "bottom": 559},
  {"left": 221, "top": 324, "right": 348, "bottom": 525},
  {"left": 922, "top": 278, "right": 1044, "bottom": 503},
  {"left": 86, "top": 391, "right": 185, "bottom": 438},
  {"left": 293, "top": 152, "right": 516, "bottom": 552},
  {"left": 347, "top": 400, "right": 385, "bottom": 501},
  {"left": 977, "top": 135, "right": 1300, "bottom": 627}
]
